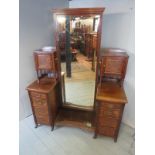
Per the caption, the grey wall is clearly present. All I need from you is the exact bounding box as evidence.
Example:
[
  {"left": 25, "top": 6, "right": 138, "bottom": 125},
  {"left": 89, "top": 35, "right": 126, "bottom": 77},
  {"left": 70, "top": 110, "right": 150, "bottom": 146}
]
[
  {"left": 102, "top": 11, "right": 135, "bottom": 128},
  {"left": 69, "top": 0, "right": 134, "bottom": 14},
  {"left": 19, "top": 0, "right": 69, "bottom": 120}
]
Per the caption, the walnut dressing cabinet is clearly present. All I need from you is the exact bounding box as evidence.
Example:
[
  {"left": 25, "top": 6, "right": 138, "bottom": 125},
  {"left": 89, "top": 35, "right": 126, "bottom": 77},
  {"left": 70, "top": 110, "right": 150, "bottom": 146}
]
[
  {"left": 94, "top": 82, "right": 127, "bottom": 142},
  {"left": 25, "top": 7, "right": 130, "bottom": 143},
  {"left": 27, "top": 78, "right": 58, "bottom": 131},
  {"left": 94, "top": 49, "right": 129, "bottom": 142}
]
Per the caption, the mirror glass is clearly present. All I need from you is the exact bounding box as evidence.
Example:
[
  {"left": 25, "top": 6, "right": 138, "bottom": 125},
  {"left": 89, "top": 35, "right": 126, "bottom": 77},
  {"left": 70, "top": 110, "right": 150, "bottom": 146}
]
[{"left": 56, "top": 15, "right": 100, "bottom": 107}]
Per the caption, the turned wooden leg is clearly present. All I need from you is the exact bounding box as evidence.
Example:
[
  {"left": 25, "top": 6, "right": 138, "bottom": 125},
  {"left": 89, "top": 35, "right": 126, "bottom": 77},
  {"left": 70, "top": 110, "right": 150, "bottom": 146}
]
[
  {"left": 114, "top": 137, "right": 117, "bottom": 143},
  {"left": 114, "top": 133, "right": 118, "bottom": 142},
  {"left": 35, "top": 124, "right": 38, "bottom": 128},
  {"left": 93, "top": 132, "right": 98, "bottom": 139},
  {"left": 51, "top": 125, "right": 54, "bottom": 131}
]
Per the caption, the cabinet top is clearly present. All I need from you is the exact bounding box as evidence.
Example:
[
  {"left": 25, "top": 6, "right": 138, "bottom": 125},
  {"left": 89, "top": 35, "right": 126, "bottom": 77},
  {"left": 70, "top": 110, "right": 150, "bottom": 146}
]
[
  {"left": 96, "top": 81, "right": 128, "bottom": 104},
  {"left": 26, "top": 77, "right": 57, "bottom": 94},
  {"left": 100, "top": 48, "right": 129, "bottom": 58}
]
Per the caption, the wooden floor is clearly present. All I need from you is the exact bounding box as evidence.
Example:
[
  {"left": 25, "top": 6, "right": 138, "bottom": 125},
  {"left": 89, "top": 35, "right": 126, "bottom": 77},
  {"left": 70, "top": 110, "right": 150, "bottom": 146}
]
[{"left": 20, "top": 116, "right": 135, "bottom": 155}]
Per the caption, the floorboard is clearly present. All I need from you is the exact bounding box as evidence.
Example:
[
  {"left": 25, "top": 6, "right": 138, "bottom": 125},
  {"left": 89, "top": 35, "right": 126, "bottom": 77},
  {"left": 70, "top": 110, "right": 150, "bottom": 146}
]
[{"left": 20, "top": 116, "right": 135, "bottom": 155}]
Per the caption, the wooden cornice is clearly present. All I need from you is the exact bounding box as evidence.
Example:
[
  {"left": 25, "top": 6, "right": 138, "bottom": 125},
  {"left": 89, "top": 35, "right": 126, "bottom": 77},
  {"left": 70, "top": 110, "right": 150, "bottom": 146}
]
[{"left": 51, "top": 8, "right": 105, "bottom": 16}]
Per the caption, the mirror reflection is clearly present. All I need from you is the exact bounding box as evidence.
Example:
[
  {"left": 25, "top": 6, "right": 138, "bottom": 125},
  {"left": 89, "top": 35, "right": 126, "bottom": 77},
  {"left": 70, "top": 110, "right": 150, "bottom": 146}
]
[{"left": 56, "top": 15, "right": 100, "bottom": 107}]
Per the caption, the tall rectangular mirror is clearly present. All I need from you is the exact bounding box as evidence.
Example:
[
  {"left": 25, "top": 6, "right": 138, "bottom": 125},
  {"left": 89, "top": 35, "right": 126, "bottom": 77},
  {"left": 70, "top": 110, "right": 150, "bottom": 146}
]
[{"left": 52, "top": 8, "right": 105, "bottom": 109}]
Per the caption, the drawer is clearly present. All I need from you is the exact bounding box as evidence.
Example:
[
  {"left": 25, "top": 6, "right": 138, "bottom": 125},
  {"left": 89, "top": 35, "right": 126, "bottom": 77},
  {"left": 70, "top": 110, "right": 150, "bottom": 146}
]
[
  {"left": 36, "top": 115, "right": 50, "bottom": 125},
  {"left": 99, "top": 102, "right": 122, "bottom": 110},
  {"left": 34, "top": 106, "right": 50, "bottom": 125},
  {"left": 32, "top": 99, "right": 47, "bottom": 107},
  {"left": 31, "top": 93, "right": 47, "bottom": 107},
  {"left": 33, "top": 106, "right": 49, "bottom": 117},
  {"left": 98, "top": 126, "right": 115, "bottom": 137},
  {"left": 31, "top": 92, "right": 46, "bottom": 99},
  {"left": 31, "top": 92, "right": 41, "bottom": 98},
  {"left": 98, "top": 117, "right": 118, "bottom": 128},
  {"left": 99, "top": 108, "right": 121, "bottom": 119}
]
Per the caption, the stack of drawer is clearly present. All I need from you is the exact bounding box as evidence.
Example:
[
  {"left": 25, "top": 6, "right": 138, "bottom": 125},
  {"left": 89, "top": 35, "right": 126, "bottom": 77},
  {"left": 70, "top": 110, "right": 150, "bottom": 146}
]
[
  {"left": 94, "top": 81, "right": 127, "bottom": 142},
  {"left": 27, "top": 78, "right": 57, "bottom": 130},
  {"left": 96, "top": 102, "right": 124, "bottom": 141},
  {"left": 30, "top": 92, "right": 50, "bottom": 125}
]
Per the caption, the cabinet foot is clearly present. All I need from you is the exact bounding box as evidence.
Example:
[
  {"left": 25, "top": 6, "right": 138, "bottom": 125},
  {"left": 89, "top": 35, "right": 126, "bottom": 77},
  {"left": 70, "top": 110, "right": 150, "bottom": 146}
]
[
  {"left": 93, "top": 133, "right": 97, "bottom": 139},
  {"left": 51, "top": 125, "right": 54, "bottom": 131},
  {"left": 114, "top": 137, "right": 117, "bottom": 142}
]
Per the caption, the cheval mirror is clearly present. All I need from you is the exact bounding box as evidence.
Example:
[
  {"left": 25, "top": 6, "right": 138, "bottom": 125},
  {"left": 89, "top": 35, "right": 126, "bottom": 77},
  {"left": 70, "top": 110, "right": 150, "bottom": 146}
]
[{"left": 52, "top": 8, "right": 105, "bottom": 129}]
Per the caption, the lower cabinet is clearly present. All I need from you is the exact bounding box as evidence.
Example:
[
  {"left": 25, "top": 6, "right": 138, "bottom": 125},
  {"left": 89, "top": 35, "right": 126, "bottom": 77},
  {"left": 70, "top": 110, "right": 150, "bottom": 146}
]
[
  {"left": 94, "top": 102, "right": 125, "bottom": 142},
  {"left": 27, "top": 79, "right": 58, "bottom": 131}
]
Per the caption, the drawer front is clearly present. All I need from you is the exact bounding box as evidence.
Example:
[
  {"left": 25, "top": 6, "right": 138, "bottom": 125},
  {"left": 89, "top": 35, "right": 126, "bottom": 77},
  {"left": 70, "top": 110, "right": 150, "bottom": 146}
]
[
  {"left": 98, "top": 117, "right": 118, "bottom": 128},
  {"left": 98, "top": 102, "right": 122, "bottom": 119},
  {"left": 32, "top": 105, "right": 50, "bottom": 125},
  {"left": 33, "top": 106, "right": 49, "bottom": 117},
  {"left": 101, "top": 102, "right": 122, "bottom": 109},
  {"left": 30, "top": 92, "right": 47, "bottom": 107},
  {"left": 95, "top": 102, "right": 124, "bottom": 139},
  {"left": 32, "top": 98, "right": 47, "bottom": 107},
  {"left": 99, "top": 108, "right": 121, "bottom": 119},
  {"left": 31, "top": 92, "right": 46, "bottom": 99},
  {"left": 36, "top": 115, "right": 50, "bottom": 125},
  {"left": 98, "top": 126, "right": 115, "bottom": 137},
  {"left": 30, "top": 92, "right": 50, "bottom": 125}
]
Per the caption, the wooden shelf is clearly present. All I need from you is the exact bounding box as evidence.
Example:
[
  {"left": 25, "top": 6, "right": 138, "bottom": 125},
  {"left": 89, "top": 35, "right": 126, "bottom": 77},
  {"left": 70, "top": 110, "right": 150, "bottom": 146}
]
[
  {"left": 56, "top": 120, "right": 95, "bottom": 132},
  {"left": 55, "top": 108, "right": 95, "bottom": 132}
]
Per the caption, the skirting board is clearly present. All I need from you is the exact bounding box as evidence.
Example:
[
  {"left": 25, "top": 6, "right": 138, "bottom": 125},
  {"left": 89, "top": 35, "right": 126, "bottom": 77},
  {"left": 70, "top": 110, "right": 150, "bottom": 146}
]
[{"left": 122, "top": 119, "right": 135, "bottom": 129}]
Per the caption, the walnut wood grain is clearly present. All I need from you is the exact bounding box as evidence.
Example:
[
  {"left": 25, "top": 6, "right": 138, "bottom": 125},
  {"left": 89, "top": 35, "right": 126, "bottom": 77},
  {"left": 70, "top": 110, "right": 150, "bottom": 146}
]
[
  {"left": 94, "top": 82, "right": 127, "bottom": 142},
  {"left": 34, "top": 49, "right": 58, "bottom": 82},
  {"left": 99, "top": 49, "right": 129, "bottom": 86},
  {"left": 27, "top": 78, "right": 58, "bottom": 130},
  {"left": 26, "top": 77, "right": 57, "bottom": 94},
  {"left": 96, "top": 82, "right": 128, "bottom": 104}
]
